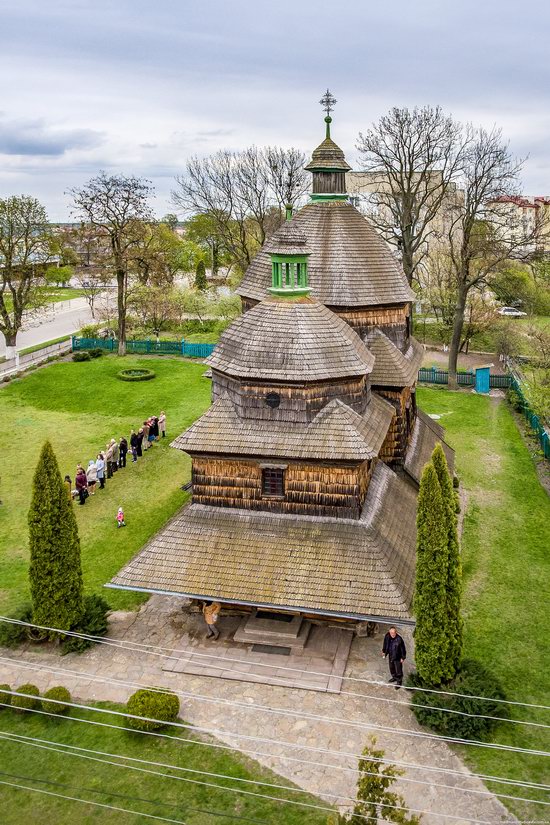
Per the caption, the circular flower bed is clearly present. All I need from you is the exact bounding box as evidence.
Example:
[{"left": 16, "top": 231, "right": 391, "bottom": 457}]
[{"left": 117, "top": 368, "right": 156, "bottom": 382}]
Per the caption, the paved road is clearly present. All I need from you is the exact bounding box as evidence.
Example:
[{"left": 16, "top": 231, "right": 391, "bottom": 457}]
[{"left": 0, "top": 298, "right": 95, "bottom": 358}]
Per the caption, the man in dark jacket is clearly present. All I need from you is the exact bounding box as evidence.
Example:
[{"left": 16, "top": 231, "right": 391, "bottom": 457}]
[
  {"left": 119, "top": 436, "right": 128, "bottom": 468},
  {"left": 382, "top": 626, "right": 406, "bottom": 689}
]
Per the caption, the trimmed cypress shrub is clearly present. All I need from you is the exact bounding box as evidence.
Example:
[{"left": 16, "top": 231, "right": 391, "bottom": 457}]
[
  {"left": 61, "top": 594, "right": 110, "bottom": 654},
  {"left": 28, "top": 441, "right": 84, "bottom": 635},
  {"left": 126, "top": 688, "right": 180, "bottom": 732},
  {"left": 408, "top": 659, "right": 508, "bottom": 740},
  {"left": 194, "top": 259, "right": 207, "bottom": 291},
  {"left": 413, "top": 462, "right": 449, "bottom": 686},
  {"left": 12, "top": 683, "right": 40, "bottom": 712},
  {"left": 0, "top": 684, "right": 12, "bottom": 708},
  {"left": 432, "top": 443, "right": 463, "bottom": 681},
  {"left": 41, "top": 686, "right": 72, "bottom": 714}
]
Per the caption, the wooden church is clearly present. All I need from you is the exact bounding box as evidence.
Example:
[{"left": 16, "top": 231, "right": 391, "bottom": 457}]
[{"left": 110, "top": 101, "right": 453, "bottom": 630}]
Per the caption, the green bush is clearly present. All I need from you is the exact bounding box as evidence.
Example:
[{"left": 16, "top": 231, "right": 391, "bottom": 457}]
[
  {"left": 117, "top": 368, "right": 155, "bottom": 382},
  {"left": 88, "top": 348, "right": 104, "bottom": 359},
  {"left": 61, "top": 594, "right": 110, "bottom": 654},
  {"left": 506, "top": 387, "right": 523, "bottom": 412},
  {"left": 12, "top": 683, "right": 40, "bottom": 712},
  {"left": 79, "top": 324, "right": 101, "bottom": 338},
  {"left": 408, "top": 659, "right": 509, "bottom": 740},
  {"left": 0, "top": 684, "right": 12, "bottom": 708},
  {"left": 452, "top": 475, "right": 460, "bottom": 489},
  {"left": 0, "top": 605, "right": 32, "bottom": 648},
  {"left": 41, "top": 685, "right": 71, "bottom": 714},
  {"left": 126, "top": 688, "right": 180, "bottom": 732},
  {"left": 72, "top": 351, "right": 91, "bottom": 362}
]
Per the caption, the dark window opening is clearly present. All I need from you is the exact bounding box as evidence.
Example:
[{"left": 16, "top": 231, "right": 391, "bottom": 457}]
[
  {"left": 265, "top": 392, "right": 281, "bottom": 409},
  {"left": 262, "top": 467, "right": 284, "bottom": 497}
]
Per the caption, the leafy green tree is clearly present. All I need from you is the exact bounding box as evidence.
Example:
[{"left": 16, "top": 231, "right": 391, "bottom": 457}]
[
  {"left": 194, "top": 259, "right": 208, "bottom": 291},
  {"left": 28, "top": 441, "right": 84, "bottom": 633},
  {"left": 431, "top": 444, "right": 463, "bottom": 679},
  {"left": 413, "top": 462, "right": 449, "bottom": 685},
  {"left": 332, "top": 737, "right": 421, "bottom": 824}
]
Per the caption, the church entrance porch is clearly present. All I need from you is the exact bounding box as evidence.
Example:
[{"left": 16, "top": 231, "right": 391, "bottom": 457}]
[{"left": 161, "top": 603, "right": 354, "bottom": 693}]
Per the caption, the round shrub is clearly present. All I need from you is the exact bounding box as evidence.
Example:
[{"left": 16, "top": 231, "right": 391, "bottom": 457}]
[
  {"left": 41, "top": 685, "right": 71, "bottom": 714},
  {"left": 0, "top": 684, "right": 12, "bottom": 708},
  {"left": 126, "top": 688, "right": 179, "bottom": 732},
  {"left": 72, "top": 351, "right": 91, "bottom": 362},
  {"left": 11, "top": 683, "right": 40, "bottom": 712},
  {"left": 117, "top": 368, "right": 155, "bottom": 382},
  {"left": 408, "top": 659, "right": 509, "bottom": 740},
  {"left": 0, "top": 605, "right": 32, "bottom": 648},
  {"left": 89, "top": 348, "right": 104, "bottom": 359}
]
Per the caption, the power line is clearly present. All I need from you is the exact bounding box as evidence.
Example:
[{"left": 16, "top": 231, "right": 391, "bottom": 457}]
[
  {"left": 0, "top": 728, "right": 506, "bottom": 824},
  {"left": 2, "top": 658, "right": 548, "bottom": 759},
  {"left": 0, "top": 767, "right": 271, "bottom": 824},
  {"left": 0, "top": 776, "right": 190, "bottom": 824},
  {"left": 3, "top": 697, "right": 548, "bottom": 801},
  {"left": 2, "top": 723, "right": 548, "bottom": 812},
  {"left": 2, "top": 614, "right": 548, "bottom": 712}
]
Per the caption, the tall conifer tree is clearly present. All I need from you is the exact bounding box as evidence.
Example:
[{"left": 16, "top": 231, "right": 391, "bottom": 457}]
[
  {"left": 413, "top": 462, "right": 449, "bottom": 685},
  {"left": 432, "top": 443, "right": 463, "bottom": 679},
  {"left": 194, "top": 259, "right": 207, "bottom": 291},
  {"left": 28, "top": 441, "right": 84, "bottom": 632}
]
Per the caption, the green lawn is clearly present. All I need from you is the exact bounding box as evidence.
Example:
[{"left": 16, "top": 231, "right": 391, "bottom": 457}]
[
  {"left": 0, "top": 355, "right": 211, "bottom": 614},
  {"left": 2, "top": 288, "right": 87, "bottom": 314},
  {"left": 0, "top": 703, "right": 327, "bottom": 824},
  {"left": 417, "top": 387, "right": 550, "bottom": 821}
]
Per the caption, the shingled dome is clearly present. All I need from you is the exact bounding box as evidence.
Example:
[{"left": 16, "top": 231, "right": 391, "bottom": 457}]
[
  {"left": 304, "top": 135, "right": 352, "bottom": 173},
  {"left": 264, "top": 220, "right": 311, "bottom": 257},
  {"left": 206, "top": 296, "right": 375, "bottom": 382},
  {"left": 237, "top": 201, "right": 415, "bottom": 307}
]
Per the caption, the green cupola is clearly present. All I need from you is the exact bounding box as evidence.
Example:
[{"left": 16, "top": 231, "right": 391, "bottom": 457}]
[
  {"left": 266, "top": 205, "right": 311, "bottom": 298},
  {"left": 304, "top": 89, "right": 350, "bottom": 201}
]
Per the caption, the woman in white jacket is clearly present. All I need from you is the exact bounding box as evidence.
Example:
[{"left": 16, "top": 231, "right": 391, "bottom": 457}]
[{"left": 86, "top": 459, "right": 98, "bottom": 495}]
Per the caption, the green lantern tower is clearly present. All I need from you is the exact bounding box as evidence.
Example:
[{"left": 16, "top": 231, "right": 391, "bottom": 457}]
[
  {"left": 304, "top": 89, "right": 351, "bottom": 202},
  {"left": 267, "top": 204, "right": 312, "bottom": 297}
]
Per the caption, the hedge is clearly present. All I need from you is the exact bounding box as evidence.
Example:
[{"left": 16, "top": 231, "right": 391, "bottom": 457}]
[{"left": 117, "top": 368, "right": 156, "bottom": 382}]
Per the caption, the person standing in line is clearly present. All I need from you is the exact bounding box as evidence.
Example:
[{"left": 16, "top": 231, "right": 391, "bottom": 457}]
[
  {"left": 96, "top": 453, "right": 106, "bottom": 489},
  {"left": 106, "top": 441, "right": 114, "bottom": 479},
  {"left": 119, "top": 436, "right": 128, "bottom": 468},
  {"left": 111, "top": 439, "right": 119, "bottom": 473},
  {"left": 130, "top": 430, "right": 138, "bottom": 462},
  {"left": 142, "top": 420, "right": 150, "bottom": 451},
  {"left": 75, "top": 466, "right": 88, "bottom": 506},
  {"left": 159, "top": 411, "right": 166, "bottom": 438},
  {"left": 86, "top": 459, "right": 98, "bottom": 495},
  {"left": 150, "top": 415, "right": 159, "bottom": 442},
  {"left": 202, "top": 601, "right": 222, "bottom": 640},
  {"left": 382, "top": 626, "right": 407, "bottom": 689},
  {"left": 64, "top": 475, "right": 73, "bottom": 501},
  {"left": 136, "top": 427, "right": 144, "bottom": 457}
]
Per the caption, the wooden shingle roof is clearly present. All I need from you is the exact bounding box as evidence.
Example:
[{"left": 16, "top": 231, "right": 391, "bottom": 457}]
[
  {"left": 108, "top": 462, "right": 417, "bottom": 623},
  {"left": 237, "top": 201, "right": 415, "bottom": 307},
  {"left": 171, "top": 393, "right": 395, "bottom": 461},
  {"left": 404, "top": 410, "right": 455, "bottom": 485},
  {"left": 206, "top": 296, "right": 375, "bottom": 382},
  {"left": 304, "top": 136, "right": 352, "bottom": 172},
  {"left": 366, "top": 329, "right": 424, "bottom": 387}
]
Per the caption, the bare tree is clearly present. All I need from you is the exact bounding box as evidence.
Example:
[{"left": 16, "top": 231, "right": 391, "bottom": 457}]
[
  {"left": 69, "top": 173, "right": 154, "bottom": 355},
  {"left": 357, "top": 106, "right": 466, "bottom": 285},
  {"left": 0, "top": 195, "right": 54, "bottom": 356},
  {"left": 172, "top": 146, "right": 308, "bottom": 274},
  {"left": 73, "top": 268, "right": 109, "bottom": 319},
  {"left": 444, "top": 128, "right": 547, "bottom": 385}
]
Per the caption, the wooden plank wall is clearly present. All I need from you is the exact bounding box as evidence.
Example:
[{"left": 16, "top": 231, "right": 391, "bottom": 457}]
[
  {"left": 192, "top": 456, "right": 371, "bottom": 519},
  {"left": 332, "top": 303, "right": 410, "bottom": 350},
  {"left": 378, "top": 386, "right": 416, "bottom": 465}
]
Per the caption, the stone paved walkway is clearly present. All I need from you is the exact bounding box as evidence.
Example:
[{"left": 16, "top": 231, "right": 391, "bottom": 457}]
[{"left": 0, "top": 597, "right": 517, "bottom": 824}]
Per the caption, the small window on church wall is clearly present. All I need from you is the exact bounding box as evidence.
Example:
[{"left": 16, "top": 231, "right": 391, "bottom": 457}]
[{"left": 262, "top": 468, "right": 285, "bottom": 497}]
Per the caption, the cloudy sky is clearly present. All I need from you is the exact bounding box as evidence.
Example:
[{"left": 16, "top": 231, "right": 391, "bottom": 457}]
[{"left": 1, "top": 0, "right": 549, "bottom": 220}]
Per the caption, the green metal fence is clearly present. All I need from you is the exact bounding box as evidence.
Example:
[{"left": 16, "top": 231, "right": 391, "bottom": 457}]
[
  {"left": 509, "top": 374, "right": 550, "bottom": 459},
  {"left": 418, "top": 366, "right": 511, "bottom": 389},
  {"left": 72, "top": 337, "right": 216, "bottom": 359}
]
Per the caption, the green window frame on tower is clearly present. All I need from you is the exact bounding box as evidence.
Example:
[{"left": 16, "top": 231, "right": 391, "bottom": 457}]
[{"left": 270, "top": 254, "right": 309, "bottom": 295}]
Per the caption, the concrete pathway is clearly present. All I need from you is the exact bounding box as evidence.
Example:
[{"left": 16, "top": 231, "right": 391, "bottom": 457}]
[{"left": 0, "top": 597, "right": 517, "bottom": 824}]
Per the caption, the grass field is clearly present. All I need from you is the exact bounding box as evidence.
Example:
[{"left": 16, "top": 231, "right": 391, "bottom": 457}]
[
  {"left": 0, "top": 355, "right": 211, "bottom": 614},
  {"left": 417, "top": 387, "right": 550, "bottom": 821},
  {"left": 0, "top": 703, "right": 327, "bottom": 824}
]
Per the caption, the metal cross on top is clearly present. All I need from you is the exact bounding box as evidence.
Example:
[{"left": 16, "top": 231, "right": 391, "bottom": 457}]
[{"left": 320, "top": 89, "right": 337, "bottom": 116}]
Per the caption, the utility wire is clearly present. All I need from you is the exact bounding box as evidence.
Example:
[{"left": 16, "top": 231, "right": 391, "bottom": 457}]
[
  {"left": 1, "top": 614, "right": 548, "bottom": 712},
  {"left": 2, "top": 659, "right": 548, "bottom": 759},
  {"left": 1, "top": 724, "right": 548, "bottom": 811},
  {"left": 3, "top": 698, "right": 548, "bottom": 797}
]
